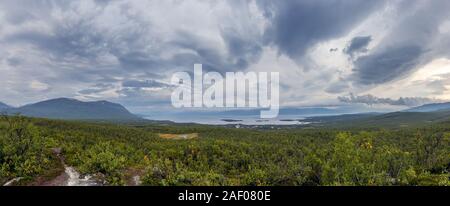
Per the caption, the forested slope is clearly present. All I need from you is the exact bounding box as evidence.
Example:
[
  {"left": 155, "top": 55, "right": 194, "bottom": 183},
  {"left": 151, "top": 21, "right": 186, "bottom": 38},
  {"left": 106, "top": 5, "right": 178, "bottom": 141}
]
[{"left": 1, "top": 115, "right": 449, "bottom": 186}]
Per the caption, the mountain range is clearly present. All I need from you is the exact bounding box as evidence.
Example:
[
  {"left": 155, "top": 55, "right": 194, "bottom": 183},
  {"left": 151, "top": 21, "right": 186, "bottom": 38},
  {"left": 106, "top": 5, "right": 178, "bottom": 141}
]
[
  {"left": 404, "top": 102, "right": 450, "bottom": 112},
  {"left": 0, "top": 102, "right": 11, "bottom": 110},
  {"left": 1, "top": 98, "right": 450, "bottom": 125},
  {"left": 1, "top": 98, "right": 140, "bottom": 121},
  {"left": 305, "top": 102, "right": 450, "bottom": 128}
]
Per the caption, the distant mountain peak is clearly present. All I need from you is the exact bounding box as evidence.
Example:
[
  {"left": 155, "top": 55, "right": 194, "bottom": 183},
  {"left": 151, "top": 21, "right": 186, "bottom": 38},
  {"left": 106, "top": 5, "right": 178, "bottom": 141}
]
[
  {"left": 4, "top": 98, "right": 140, "bottom": 121},
  {"left": 38, "top": 97, "right": 81, "bottom": 103},
  {"left": 0, "top": 102, "right": 12, "bottom": 110}
]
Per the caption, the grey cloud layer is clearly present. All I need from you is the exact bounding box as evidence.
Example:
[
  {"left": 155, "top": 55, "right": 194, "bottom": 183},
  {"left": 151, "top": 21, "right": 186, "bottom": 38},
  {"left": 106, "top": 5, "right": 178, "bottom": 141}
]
[
  {"left": 0, "top": 0, "right": 449, "bottom": 110},
  {"left": 352, "top": 0, "right": 450, "bottom": 85},
  {"left": 0, "top": 0, "right": 264, "bottom": 106},
  {"left": 344, "top": 36, "right": 372, "bottom": 57},
  {"left": 122, "top": 80, "right": 173, "bottom": 89},
  {"left": 257, "top": 0, "right": 384, "bottom": 61},
  {"left": 338, "top": 93, "right": 440, "bottom": 107}
]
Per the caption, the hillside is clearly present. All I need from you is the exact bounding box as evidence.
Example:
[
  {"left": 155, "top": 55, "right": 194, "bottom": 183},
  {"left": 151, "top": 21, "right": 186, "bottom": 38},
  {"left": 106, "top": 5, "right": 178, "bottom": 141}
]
[
  {"left": 356, "top": 111, "right": 450, "bottom": 127},
  {"left": 0, "top": 102, "right": 11, "bottom": 110},
  {"left": 405, "top": 102, "right": 450, "bottom": 112},
  {"left": 1, "top": 114, "right": 449, "bottom": 186},
  {"left": 308, "top": 110, "right": 450, "bottom": 128},
  {"left": 5, "top": 98, "right": 140, "bottom": 120}
]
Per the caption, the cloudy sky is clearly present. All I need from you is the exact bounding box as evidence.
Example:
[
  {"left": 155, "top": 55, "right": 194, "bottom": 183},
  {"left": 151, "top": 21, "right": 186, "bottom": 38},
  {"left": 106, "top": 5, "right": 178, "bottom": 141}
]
[{"left": 1, "top": 0, "right": 450, "bottom": 115}]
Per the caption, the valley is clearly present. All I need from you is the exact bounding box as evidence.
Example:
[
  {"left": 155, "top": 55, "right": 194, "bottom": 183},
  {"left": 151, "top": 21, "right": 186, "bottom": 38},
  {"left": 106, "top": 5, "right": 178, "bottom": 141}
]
[
  {"left": 1, "top": 113, "right": 449, "bottom": 186},
  {"left": 1, "top": 99, "right": 450, "bottom": 186}
]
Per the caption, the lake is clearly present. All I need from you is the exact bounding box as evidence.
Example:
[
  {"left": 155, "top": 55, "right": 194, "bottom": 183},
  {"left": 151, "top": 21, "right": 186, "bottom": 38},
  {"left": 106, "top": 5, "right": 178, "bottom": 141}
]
[{"left": 145, "top": 114, "right": 313, "bottom": 125}]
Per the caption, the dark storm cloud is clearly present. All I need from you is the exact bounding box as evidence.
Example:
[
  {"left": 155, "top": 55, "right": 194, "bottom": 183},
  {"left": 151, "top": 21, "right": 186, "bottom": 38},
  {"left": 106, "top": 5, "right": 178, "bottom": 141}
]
[
  {"left": 257, "top": 0, "right": 384, "bottom": 61},
  {"left": 3, "top": 0, "right": 262, "bottom": 72},
  {"left": 352, "top": 0, "right": 450, "bottom": 85},
  {"left": 344, "top": 36, "right": 372, "bottom": 57},
  {"left": 6, "top": 22, "right": 107, "bottom": 61},
  {"left": 170, "top": 32, "right": 230, "bottom": 72},
  {"left": 170, "top": 29, "right": 262, "bottom": 73},
  {"left": 221, "top": 28, "right": 263, "bottom": 70},
  {"left": 338, "top": 93, "right": 440, "bottom": 107},
  {"left": 2, "top": 0, "right": 450, "bottom": 110},
  {"left": 354, "top": 45, "right": 423, "bottom": 85},
  {"left": 6, "top": 57, "right": 22, "bottom": 67},
  {"left": 0, "top": 0, "right": 265, "bottom": 105}
]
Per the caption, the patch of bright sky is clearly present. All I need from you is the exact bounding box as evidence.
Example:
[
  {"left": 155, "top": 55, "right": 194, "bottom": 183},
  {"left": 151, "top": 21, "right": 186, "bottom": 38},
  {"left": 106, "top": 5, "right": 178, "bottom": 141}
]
[{"left": 364, "top": 58, "right": 450, "bottom": 100}]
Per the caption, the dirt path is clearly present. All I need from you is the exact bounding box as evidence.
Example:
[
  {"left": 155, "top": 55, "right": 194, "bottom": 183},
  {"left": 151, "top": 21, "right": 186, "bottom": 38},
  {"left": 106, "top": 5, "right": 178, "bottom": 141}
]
[
  {"left": 40, "top": 172, "right": 69, "bottom": 186},
  {"left": 39, "top": 148, "right": 99, "bottom": 186},
  {"left": 2, "top": 148, "right": 100, "bottom": 186}
]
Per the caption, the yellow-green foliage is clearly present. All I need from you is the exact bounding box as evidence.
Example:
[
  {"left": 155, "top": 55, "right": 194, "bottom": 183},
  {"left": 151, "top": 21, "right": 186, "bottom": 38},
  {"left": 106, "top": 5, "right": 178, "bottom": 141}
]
[
  {"left": 1, "top": 114, "right": 449, "bottom": 186},
  {"left": 0, "top": 115, "right": 52, "bottom": 182}
]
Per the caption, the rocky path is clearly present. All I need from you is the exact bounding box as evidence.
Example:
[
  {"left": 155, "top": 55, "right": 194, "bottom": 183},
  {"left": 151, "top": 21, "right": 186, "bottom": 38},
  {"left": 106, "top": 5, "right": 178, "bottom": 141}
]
[
  {"left": 3, "top": 148, "right": 143, "bottom": 186},
  {"left": 41, "top": 148, "right": 100, "bottom": 186}
]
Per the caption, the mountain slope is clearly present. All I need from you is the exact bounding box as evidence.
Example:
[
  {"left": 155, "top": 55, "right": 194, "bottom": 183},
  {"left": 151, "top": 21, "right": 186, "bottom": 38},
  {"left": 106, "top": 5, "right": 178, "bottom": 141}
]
[
  {"left": 0, "top": 102, "right": 11, "bottom": 110},
  {"left": 405, "top": 102, "right": 450, "bottom": 112},
  {"left": 6, "top": 98, "right": 140, "bottom": 120},
  {"left": 309, "top": 110, "right": 450, "bottom": 128},
  {"left": 360, "top": 111, "right": 450, "bottom": 127}
]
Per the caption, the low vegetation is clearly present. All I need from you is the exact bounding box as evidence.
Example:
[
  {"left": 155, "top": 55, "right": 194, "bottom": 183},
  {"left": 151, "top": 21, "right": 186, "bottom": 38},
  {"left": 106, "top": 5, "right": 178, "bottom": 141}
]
[{"left": 1, "top": 114, "right": 449, "bottom": 186}]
